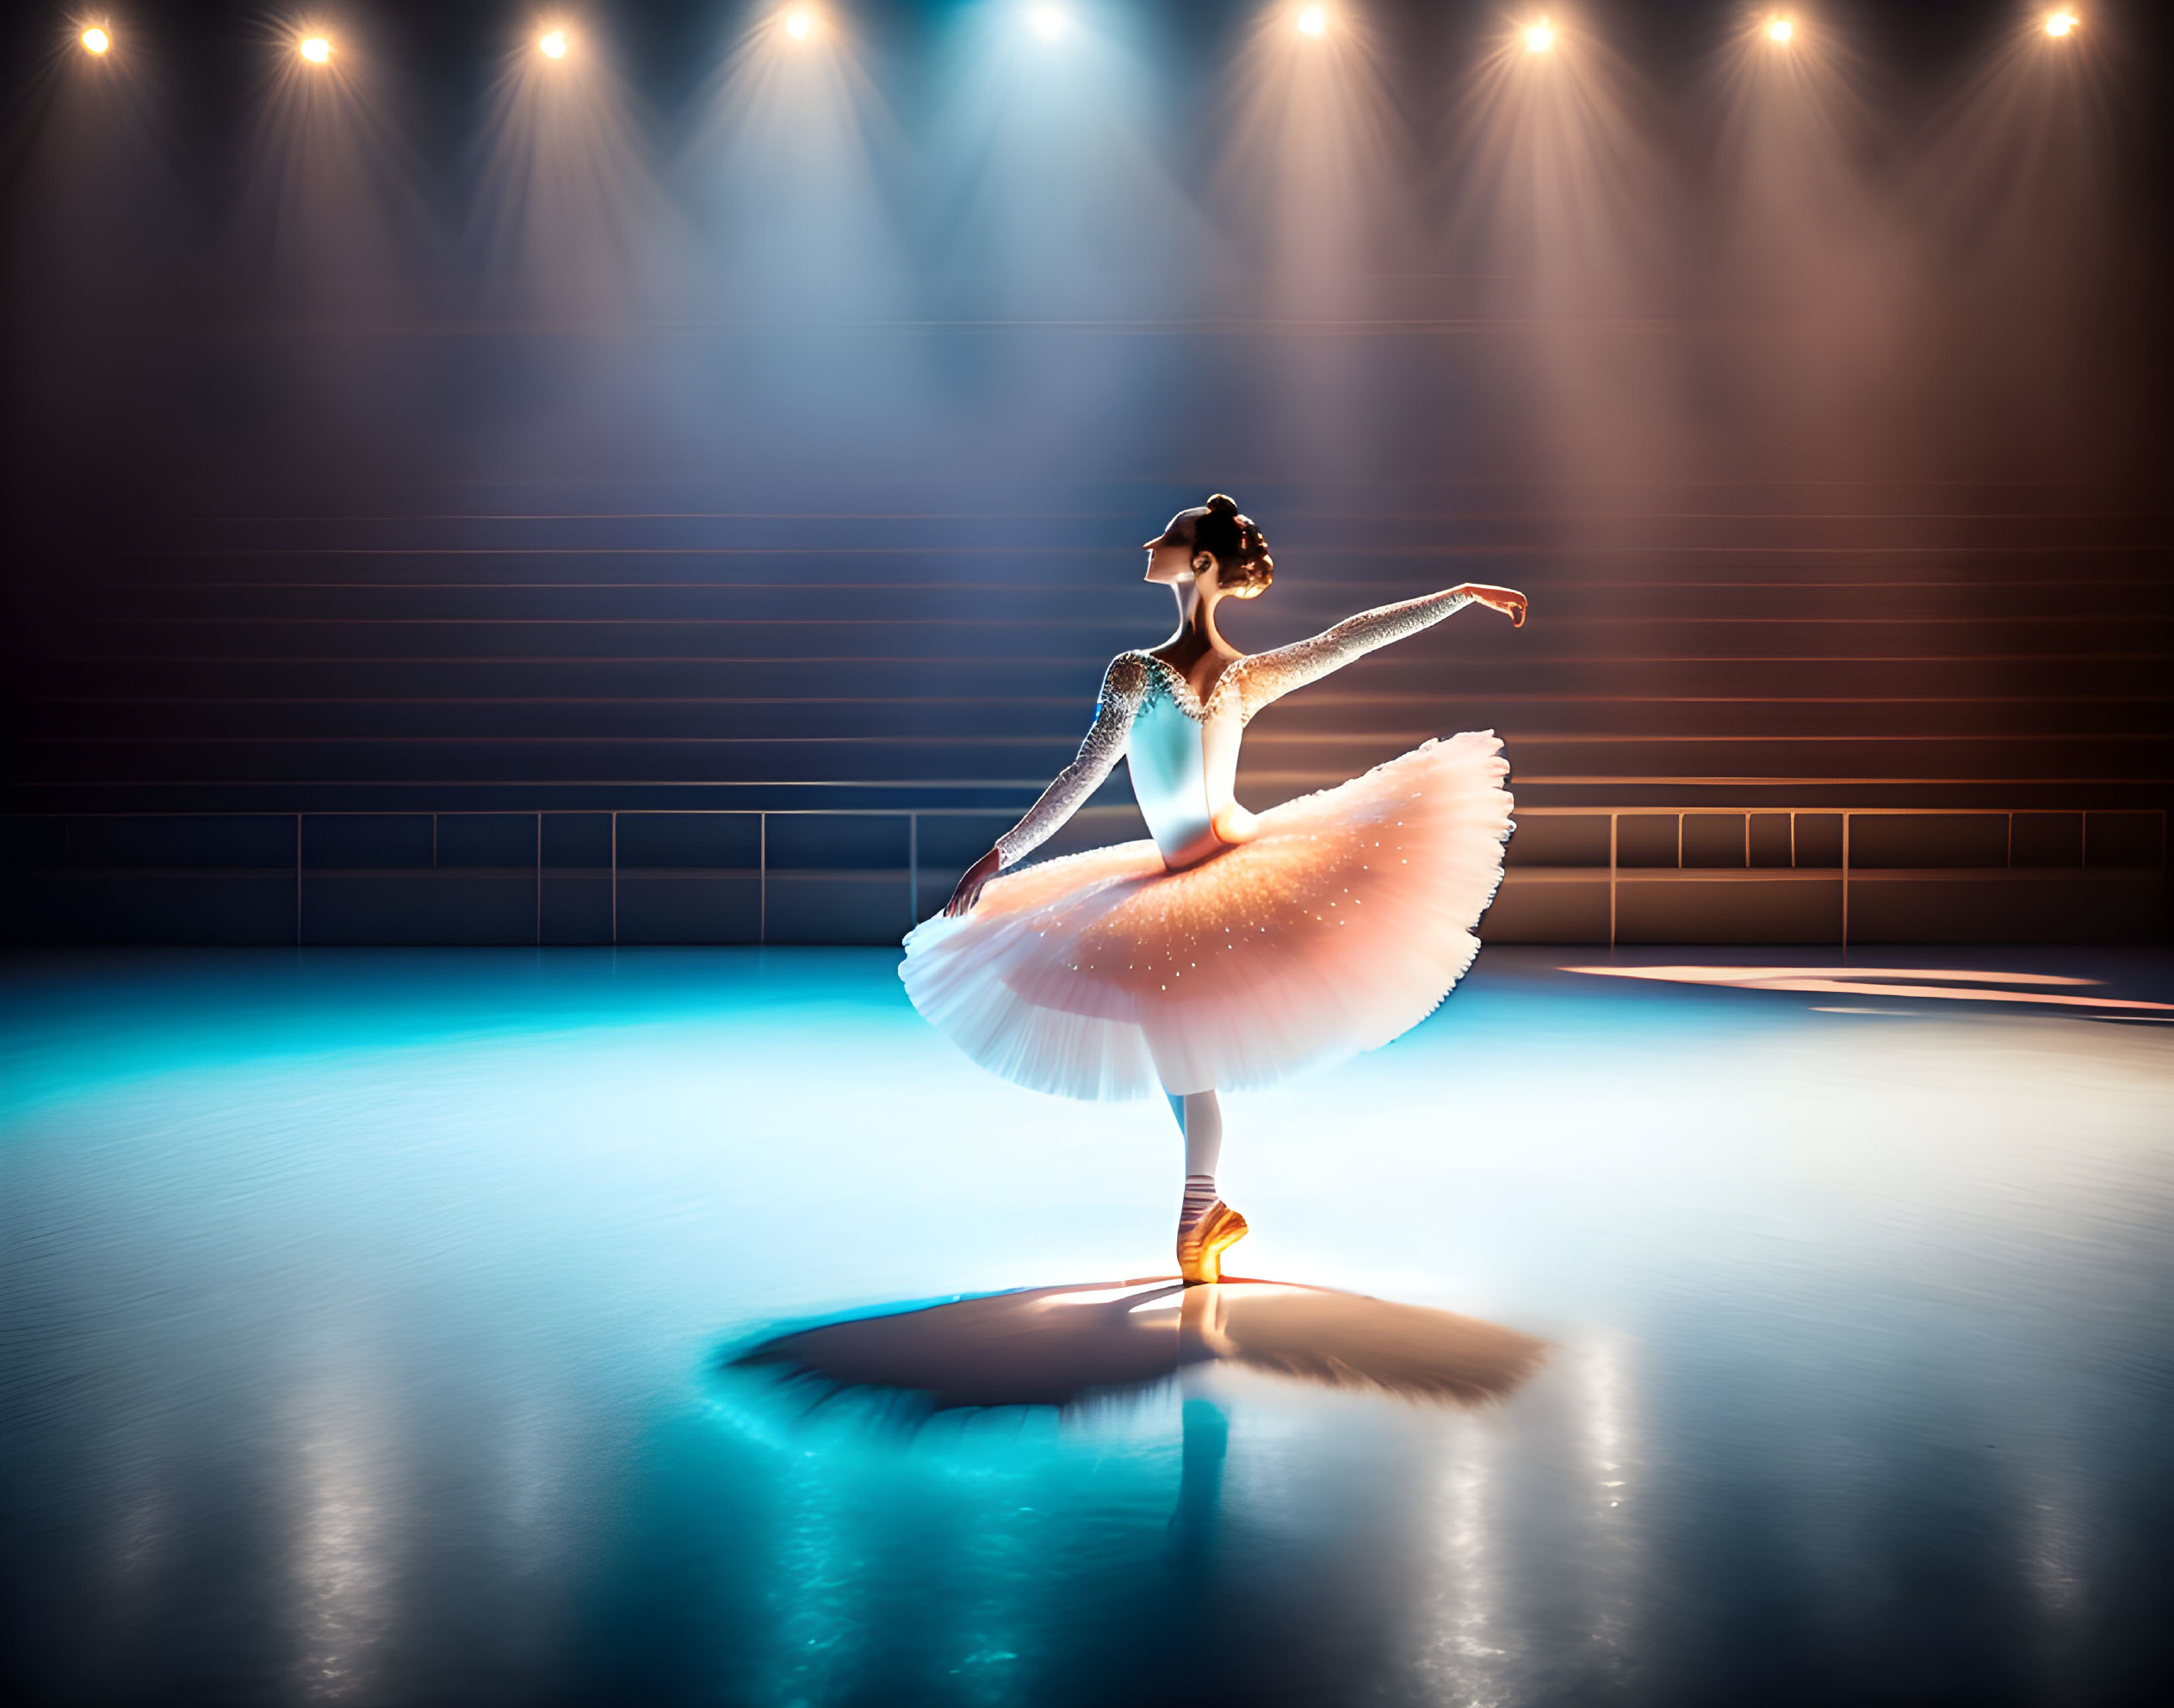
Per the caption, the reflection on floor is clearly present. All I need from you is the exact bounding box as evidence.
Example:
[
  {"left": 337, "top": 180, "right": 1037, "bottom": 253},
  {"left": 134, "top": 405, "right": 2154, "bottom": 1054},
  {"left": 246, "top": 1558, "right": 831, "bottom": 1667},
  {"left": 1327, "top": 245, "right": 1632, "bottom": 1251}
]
[{"left": 1, "top": 944, "right": 2170, "bottom": 1706}]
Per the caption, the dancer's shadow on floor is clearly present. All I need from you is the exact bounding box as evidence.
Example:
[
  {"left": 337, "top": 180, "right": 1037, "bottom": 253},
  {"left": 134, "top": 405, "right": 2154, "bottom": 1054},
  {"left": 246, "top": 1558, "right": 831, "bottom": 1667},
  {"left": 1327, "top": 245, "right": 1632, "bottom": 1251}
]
[{"left": 726, "top": 1278, "right": 1547, "bottom": 1415}]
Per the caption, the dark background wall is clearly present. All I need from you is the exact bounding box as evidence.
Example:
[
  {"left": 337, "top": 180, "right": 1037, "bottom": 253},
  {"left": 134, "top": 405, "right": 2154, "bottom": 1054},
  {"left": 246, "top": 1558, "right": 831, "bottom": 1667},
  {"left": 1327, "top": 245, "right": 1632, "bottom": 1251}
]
[{"left": 4, "top": 0, "right": 2169, "bottom": 944}]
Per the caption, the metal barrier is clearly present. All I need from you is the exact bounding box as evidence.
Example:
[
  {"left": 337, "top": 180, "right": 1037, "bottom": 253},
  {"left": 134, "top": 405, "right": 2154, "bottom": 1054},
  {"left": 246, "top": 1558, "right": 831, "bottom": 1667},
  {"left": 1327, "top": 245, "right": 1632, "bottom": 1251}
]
[{"left": 4, "top": 804, "right": 2165, "bottom": 948}]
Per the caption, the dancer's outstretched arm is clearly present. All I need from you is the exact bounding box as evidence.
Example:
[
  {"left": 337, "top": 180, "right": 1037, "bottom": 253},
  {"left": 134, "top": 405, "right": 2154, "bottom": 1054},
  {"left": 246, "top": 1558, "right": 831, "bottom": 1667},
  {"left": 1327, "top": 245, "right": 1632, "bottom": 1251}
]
[
  {"left": 1235, "top": 584, "right": 1526, "bottom": 721},
  {"left": 945, "top": 653, "right": 1151, "bottom": 916}
]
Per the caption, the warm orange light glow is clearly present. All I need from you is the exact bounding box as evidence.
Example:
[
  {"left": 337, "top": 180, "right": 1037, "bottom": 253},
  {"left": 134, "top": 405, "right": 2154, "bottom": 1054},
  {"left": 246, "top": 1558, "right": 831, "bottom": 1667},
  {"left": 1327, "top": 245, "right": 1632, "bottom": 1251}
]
[
  {"left": 2044, "top": 9, "right": 2078, "bottom": 35},
  {"left": 539, "top": 28, "right": 568, "bottom": 59},
  {"left": 784, "top": 8, "right": 815, "bottom": 40},
  {"left": 1523, "top": 18, "right": 1556, "bottom": 53},
  {"left": 1296, "top": 4, "right": 1328, "bottom": 35},
  {"left": 299, "top": 35, "right": 331, "bottom": 65},
  {"left": 1767, "top": 15, "right": 1794, "bottom": 43},
  {"left": 1561, "top": 965, "right": 2174, "bottom": 1013},
  {"left": 81, "top": 26, "right": 110, "bottom": 53}
]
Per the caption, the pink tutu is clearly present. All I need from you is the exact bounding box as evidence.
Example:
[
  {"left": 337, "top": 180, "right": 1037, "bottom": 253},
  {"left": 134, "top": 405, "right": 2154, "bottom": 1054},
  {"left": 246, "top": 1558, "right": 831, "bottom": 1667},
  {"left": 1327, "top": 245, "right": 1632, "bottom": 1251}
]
[{"left": 901, "top": 732, "right": 1514, "bottom": 1100}]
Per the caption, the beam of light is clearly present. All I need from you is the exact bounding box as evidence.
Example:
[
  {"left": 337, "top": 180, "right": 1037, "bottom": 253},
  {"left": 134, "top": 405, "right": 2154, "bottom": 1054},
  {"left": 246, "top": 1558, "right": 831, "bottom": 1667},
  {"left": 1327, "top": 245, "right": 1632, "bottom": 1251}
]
[
  {"left": 784, "top": 9, "right": 817, "bottom": 40},
  {"left": 2044, "top": 9, "right": 2078, "bottom": 36},
  {"left": 1524, "top": 19, "right": 1556, "bottom": 54},
  {"left": 14, "top": 9, "right": 175, "bottom": 463},
  {"left": 1214, "top": 1, "right": 1401, "bottom": 311},
  {"left": 1909, "top": 0, "right": 2119, "bottom": 477},
  {"left": 928, "top": 3, "right": 1194, "bottom": 312},
  {"left": 1296, "top": 4, "right": 1328, "bottom": 35},
  {"left": 299, "top": 36, "right": 331, "bottom": 65},
  {"left": 1444, "top": 12, "right": 1683, "bottom": 492},
  {"left": 1709, "top": 4, "right": 1920, "bottom": 477},
  {"left": 245, "top": 19, "right": 430, "bottom": 314},
  {"left": 539, "top": 29, "right": 568, "bottom": 60},
  {"left": 476, "top": 15, "right": 680, "bottom": 322},
  {"left": 1210, "top": 0, "right": 1403, "bottom": 478},
  {"left": 1767, "top": 15, "right": 1794, "bottom": 44},
  {"left": 687, "top": 4, "right": 903, "bottom": 332},
  {"left": 81, "top": 26, "right": 110, "bottom": 54}
]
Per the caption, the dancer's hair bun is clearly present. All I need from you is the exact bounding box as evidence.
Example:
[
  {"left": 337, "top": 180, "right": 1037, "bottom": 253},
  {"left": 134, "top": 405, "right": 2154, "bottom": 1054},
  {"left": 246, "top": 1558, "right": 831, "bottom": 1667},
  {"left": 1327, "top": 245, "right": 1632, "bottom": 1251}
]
[{"left": 1196, "top": 494, "right": 1274, "bottom": 598}]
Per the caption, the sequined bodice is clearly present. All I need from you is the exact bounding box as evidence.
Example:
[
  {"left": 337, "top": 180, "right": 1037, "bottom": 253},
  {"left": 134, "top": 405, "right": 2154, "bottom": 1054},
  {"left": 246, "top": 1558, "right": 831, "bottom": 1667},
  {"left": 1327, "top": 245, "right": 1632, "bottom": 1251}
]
[
  {"left": 1127, "top": 665, "right": 1246, "bottom": 869},
  {"left": 990, "top": 587, "right": 1482, "bottom": 876}
]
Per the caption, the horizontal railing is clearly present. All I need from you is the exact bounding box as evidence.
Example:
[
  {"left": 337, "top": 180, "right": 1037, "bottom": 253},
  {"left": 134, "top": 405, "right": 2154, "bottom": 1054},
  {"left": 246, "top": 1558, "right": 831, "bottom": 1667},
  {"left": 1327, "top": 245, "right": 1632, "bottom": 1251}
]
[{"left": 3, "top": 805, "right": 2165, "bottom": 949}]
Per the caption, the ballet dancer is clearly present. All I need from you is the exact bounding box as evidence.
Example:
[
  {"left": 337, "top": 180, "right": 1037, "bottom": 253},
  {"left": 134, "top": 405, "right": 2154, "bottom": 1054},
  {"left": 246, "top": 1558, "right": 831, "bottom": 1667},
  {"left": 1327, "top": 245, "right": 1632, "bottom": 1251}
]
[{"left": 901, "top": 496, "right": 1524, "bottom": 1283}]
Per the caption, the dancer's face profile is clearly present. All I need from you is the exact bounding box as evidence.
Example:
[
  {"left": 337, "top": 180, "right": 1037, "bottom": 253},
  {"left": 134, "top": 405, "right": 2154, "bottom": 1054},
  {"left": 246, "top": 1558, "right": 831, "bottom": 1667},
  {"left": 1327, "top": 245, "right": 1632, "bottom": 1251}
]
[{"left": 1143, "top": 511, "right": 1224, "bottom": 593}]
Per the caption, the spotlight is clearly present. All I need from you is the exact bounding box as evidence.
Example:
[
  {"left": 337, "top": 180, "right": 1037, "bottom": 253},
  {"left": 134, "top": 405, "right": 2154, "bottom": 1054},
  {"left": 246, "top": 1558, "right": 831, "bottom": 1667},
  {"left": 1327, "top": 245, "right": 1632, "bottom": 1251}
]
[
  {"left": 1296, "top": 3, "right": 1327, "bottom": 34},
  {"left": 2044, "top": 9, "right": 2077, "bottom": 35},
  {"left": 784, "top": 8, "right": 815, "bottom": 39},
  {"left": 1029, "top": 5, "right": 1068, "bottom": 38},
  {"left": 1523, "top": 18, "right": 1555, "bottom": 53},
  {"left": 81, "top": 26, "right": 110, "bottom": 53},
  {"left": 1767, "top": 15, "right": 1793, "bottom": 43},
  {"left": 539, "top": 29, "right": 567, "bottom": 59},
  {"left": 299, "top": 35, "right": 331, "bottom": 65}
]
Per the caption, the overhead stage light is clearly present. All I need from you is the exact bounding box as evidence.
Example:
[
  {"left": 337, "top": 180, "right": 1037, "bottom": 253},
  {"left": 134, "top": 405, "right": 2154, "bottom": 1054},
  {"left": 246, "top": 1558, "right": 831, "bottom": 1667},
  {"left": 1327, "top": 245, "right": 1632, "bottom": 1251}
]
[
  {"left": 1523, "top": 18, "right": 1555, "bottom": 54},
  {"left": 784, "top": 8, "right": 816, "bottom": 40},
  {"left": 81, "top": 26, "right": 110, "bottom": 53},
  {"left": 2044, "top": 9, "right": 2078, "bottom": 36},
  {"left": 1296, "top": 4, "right": 1327, "bottom": 35},
  {"left": 1767, "top": 15, "right": 1794, "bottom": 43},
  {"left": 539, "top": 29, "right": 568, "bottom": 59},
  {"left": 1029, "top": 5, "right": 1068, "bottom": 38},
  {"left": 299, "top": 35, "right": 332, "bottom": 65}
]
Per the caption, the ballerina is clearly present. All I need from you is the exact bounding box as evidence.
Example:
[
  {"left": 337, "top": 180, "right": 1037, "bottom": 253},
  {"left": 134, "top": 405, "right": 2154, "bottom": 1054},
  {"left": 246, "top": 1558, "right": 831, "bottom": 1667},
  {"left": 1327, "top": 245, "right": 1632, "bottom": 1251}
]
[{"left": 901, "top": 495, "right": 1525, "bottom": 1284}]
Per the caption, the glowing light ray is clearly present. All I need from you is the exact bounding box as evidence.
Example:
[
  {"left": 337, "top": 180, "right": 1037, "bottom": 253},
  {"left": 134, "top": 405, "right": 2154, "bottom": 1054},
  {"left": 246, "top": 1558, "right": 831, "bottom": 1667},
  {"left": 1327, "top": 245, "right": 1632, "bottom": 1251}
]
[
  {"left": 1903, "top": 0, "right": 2117, "bottom": 475},
  {"left": 1204, "top": 1, "right": 1408, "bottom": 480},
  {"left": 474, "top": 21, "right": 682, "bottom": 320},
  {"left": 926, "top": 3, "right": 1201, "bottom": 325},
  {"left": 241, "top": 22, "right": 431, "bottom": 312},
  {"left": 684, "top": 9, "right": 907, "bottom": 325},
  {"left": 1213, "top": 0, "right": 1405, "bottom": 315},
  {"left": 1706, "top": 0, "right": 1923, "bottom": 480},
  {"left": 1440, "top": 14, "right": 1686, "bottom": 493}
]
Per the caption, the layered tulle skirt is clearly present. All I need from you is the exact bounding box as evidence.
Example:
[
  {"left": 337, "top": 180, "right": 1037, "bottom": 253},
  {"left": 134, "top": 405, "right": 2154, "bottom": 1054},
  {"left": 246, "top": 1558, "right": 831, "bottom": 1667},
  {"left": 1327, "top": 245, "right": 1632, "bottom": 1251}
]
[{"left": 900, "top": 732, "right": 1514, "bottom": 1100}]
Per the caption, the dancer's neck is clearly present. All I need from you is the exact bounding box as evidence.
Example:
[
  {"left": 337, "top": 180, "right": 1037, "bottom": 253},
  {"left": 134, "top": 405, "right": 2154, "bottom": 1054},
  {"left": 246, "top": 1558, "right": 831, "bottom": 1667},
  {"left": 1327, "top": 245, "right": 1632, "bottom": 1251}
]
[{"left": 1156, "top": 580, "right": 1236, "bottom": 678}]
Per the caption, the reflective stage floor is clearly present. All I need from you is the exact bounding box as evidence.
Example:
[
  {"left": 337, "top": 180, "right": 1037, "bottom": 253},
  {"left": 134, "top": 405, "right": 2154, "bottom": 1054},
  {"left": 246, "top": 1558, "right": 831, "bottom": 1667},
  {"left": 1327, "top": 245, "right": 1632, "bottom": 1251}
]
[{"left": 3, "top": 946, "right": 2171, "bottom": 1707}]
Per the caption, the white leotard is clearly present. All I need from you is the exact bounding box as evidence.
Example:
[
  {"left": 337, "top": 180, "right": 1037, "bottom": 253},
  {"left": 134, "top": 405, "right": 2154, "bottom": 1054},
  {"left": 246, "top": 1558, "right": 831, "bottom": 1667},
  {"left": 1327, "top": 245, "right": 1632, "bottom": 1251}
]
[{"left": 994, "top": 586, "right": 1482, "bottom": 873}]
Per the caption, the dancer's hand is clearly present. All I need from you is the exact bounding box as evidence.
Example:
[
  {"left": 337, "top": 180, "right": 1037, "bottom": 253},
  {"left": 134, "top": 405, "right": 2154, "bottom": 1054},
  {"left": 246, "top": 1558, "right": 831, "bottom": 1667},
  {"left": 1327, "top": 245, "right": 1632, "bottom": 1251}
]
[
  {"left": 1459, "top": 585, "right": 1527, "bottom": 627},
  {"left": 945, "top": 848, "right": 1002, "bottom": 918}
]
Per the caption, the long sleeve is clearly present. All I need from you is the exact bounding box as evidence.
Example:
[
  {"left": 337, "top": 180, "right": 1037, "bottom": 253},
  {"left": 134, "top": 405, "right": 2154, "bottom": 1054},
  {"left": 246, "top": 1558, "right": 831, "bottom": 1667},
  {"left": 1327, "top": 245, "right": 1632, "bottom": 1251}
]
[
  {"left": 994, "top": 653, "right": 1150, "bottom": 869},
  {"left": 1233, "top": 587, "right": 1477, "bottom": 721}
]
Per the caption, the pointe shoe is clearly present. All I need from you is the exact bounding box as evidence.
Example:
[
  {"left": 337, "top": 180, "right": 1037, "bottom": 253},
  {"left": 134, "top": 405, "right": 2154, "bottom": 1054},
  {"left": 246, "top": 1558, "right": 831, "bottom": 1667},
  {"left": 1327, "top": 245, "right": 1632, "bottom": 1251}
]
[{"left": 1177, "top": 1199, "right": 1248, "bottom": 1285}]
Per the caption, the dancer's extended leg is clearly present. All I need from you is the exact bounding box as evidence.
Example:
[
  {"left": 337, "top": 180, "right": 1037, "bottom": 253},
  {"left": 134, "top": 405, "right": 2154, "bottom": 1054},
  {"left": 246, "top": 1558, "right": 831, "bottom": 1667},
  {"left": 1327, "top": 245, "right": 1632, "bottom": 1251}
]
[{"left": 1168, "top": 1089, "right": 1248, "bottom": 1284}]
